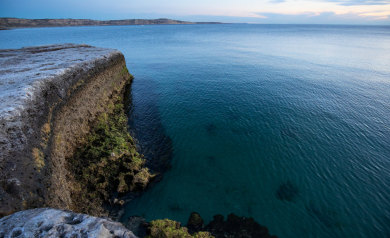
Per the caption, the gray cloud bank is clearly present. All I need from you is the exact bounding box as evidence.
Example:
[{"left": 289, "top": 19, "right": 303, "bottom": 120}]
[{"left": 254, "top": 11, "right": 389, "bottom": 24}]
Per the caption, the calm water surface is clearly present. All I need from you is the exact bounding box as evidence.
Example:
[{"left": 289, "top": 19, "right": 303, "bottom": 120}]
[{"left": 1, "top": 24, "right": 390, "bottom": 238}]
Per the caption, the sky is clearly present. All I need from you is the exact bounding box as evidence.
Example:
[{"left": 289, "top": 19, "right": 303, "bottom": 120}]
[{"left": 0, "top": 0, "right": 389, "bottom": 24}]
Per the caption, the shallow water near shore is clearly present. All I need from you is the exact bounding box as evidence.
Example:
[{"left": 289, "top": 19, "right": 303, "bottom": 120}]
[{"left": 1, "top": 24, "right": 390, "bottom": 237}]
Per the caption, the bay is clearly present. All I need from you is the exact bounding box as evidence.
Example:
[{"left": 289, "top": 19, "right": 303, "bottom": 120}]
[{"left": 1, "top": 24, "right": 390, "bottom": 238}]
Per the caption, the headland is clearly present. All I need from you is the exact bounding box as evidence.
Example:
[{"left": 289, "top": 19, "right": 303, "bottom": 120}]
[{"left": 0, "top": 18, "right": 225, "bottom": 29}]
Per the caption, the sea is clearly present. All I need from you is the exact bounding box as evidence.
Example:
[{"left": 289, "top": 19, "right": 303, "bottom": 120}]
[{"left": 1, "top": 24, "right": 390, "bottom": 238}]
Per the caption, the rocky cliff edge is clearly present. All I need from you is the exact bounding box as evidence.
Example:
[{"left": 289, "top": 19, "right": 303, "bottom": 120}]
[
  {"left": 0, "top": 43, "right": 132, "bottom": 217},
  {"left": 0, "top": 208, "right": 136, "bottom": 238}
]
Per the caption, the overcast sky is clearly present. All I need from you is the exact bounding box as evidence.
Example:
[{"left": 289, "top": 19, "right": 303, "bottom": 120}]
[{"left": 0, "top": 0, "right": 389, "bottom": 24}]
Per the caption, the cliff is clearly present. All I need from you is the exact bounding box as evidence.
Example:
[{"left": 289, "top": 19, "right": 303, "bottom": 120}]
[
  {"left": 0, "top": 43, "right": 137, "bottom": 217},
  {"left": 0, "top": 18, "right": 223, "bottom": 28}
]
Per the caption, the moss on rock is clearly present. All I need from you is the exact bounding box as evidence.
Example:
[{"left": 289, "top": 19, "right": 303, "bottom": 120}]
[
  {"left": 67, "top": 95, "right": 154, "bottom": 215},
  {"left": 147, "top": 219, "right": 214, "bottom": 238}
]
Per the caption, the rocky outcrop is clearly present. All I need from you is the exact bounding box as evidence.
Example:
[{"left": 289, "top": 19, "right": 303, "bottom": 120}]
[
  {"left": 186, "top": 213, "right": 278, "bottom": 238},
  {"left": 0, "top": 208, "right": 136, "bottom": 238},
  {"left": 0, "top": 18, "right": 221, "bottom": 28},
  {"left": 123, "top": 216, "right": 149, "bottom": 238},
  {"left": 67, "top": 99, "right": 154, "bottom": 217},
  {"left": 125, "top": 213, "right": 278, "bottom": 238},
  {"left": 0, "top": 44, "right": 133, "bottom": 217},
  {"left": 146, "top": 219, "right": 213, "bottom": 238}
]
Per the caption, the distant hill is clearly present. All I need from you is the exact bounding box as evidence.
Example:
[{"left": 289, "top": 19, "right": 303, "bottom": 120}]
[{"left": 0, "top": 18, "right": 224, "bottom": 28}]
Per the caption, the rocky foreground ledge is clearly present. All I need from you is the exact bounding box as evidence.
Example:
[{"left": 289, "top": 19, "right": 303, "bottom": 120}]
[
  {"left": 0, "top": 44, "right": 133, "bottom": 217},
  {"left": 0, "top": 208, "right": 136, "bottom": 238}
]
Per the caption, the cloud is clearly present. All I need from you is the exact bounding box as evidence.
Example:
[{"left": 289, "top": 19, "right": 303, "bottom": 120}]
[
  {"left": 324, "top": 0, "right": 390, "bottom": 5},
  {"left": 269, "top": 0, "right": 286, "bottom": 4},
  {"left": 267, "top": 0, "right": 390, "bottom": 6},
  {"left": 253, "top": 11, "right": 390, "bottom": 23}
]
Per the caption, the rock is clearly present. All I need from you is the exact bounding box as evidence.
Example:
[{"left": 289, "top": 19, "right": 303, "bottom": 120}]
[
  {"left": 187, "top": 212, "right": 206, "bottom": 234},
  {"left": 0, "top": 207, "right": 137, "bottom": 238},
  {"left": 187, "top": 213, "right": 278, "bottom": 238},
  {"left": 123, "top": 216, "right": 148, "bottom": 238},
  {"left": 146, "top": 219, "right": 213, "bottom": 238},
  {"left": 205, "top": 214, "right": 225, "bottom": 235}
]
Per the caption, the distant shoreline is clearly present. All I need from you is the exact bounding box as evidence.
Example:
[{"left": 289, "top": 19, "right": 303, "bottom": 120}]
[{"left": 0, "top": 18, "right": 227, "bottom": 29}]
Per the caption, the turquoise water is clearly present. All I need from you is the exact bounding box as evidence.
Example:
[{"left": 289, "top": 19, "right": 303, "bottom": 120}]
[{"left": 1, "top": 24, "right": 390, "bottom": 237}]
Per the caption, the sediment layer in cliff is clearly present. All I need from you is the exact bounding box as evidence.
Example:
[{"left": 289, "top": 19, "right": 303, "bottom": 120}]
[
  {"left": 0, "top": 18, "right": 223, "bottom": 28},
  {"left": 0, "top": 43, "right": 136, "bottom": 217}
]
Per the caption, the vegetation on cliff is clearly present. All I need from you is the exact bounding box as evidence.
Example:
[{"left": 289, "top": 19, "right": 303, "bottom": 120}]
[
  {"left": 139, "top": 212, "right": 278, "bottom": 238},
  {"left": 67, "top": 93, "right": 154, "bottom": 215},
  {"left": 147, "top": 219, "right": 214, "bottom": 238}
]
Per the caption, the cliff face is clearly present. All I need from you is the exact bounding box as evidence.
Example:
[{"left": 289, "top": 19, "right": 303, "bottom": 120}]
[
  {"left": 0, "top": 18, "right": 201, "bottom": 28},
  {"left": 0, "top": 44, "right": 132, "bottom": 217}
]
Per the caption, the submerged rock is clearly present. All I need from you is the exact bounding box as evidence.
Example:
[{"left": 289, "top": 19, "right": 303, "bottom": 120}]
[
  {"left": 275, "top": 181, "right": 300, "bottom": 201},
  {"left": 0, "top": 208, "right": 136, "bottom": 238}
]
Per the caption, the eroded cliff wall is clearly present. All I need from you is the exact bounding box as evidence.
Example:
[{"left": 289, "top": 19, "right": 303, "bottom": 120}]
[{"left": 0, "top": 44, "right": 132, "bottom": 217}]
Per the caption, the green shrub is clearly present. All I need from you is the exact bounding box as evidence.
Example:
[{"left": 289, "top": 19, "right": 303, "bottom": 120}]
[
  {"left": 147, "top": 219, "right": 214, "bottom": 238},
  {"left": 68, "top": 97, "right": 154, "bottom": 215}
]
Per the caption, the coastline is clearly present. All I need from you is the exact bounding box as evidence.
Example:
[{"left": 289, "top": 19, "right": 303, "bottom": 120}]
[
  {"left": 0, "top": 44, "right": 135, "bottom": 217},
  {"left": 0, "top": 18, "right": 226, "bottom": 29}
]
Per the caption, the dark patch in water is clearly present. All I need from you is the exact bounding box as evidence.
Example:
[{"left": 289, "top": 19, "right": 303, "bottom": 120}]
[
  {"left": 206, "top": 156, "right": 217, "bottom": 167},
  {"left": 306, "top": 202, "right": 334, "bottom": 228},
  {"left": 124, "top": 78, "right": 174, "bottom": 178},
  {"left": 276, "top": 181, "right": 299, "bottom": 201},
  {"left": 118, "top": 78, "right": 174, "bottom": 219},
  {"left": 169, "top": 202, "right": 185, "bottom": 212},
  {"left": 205, "top": 123, "right": 218, "bottom": 136}
]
